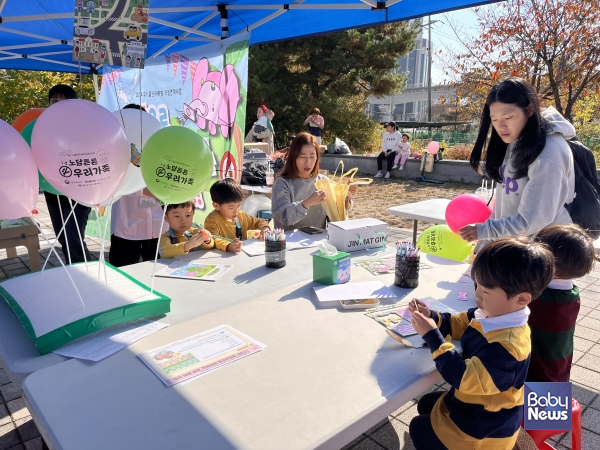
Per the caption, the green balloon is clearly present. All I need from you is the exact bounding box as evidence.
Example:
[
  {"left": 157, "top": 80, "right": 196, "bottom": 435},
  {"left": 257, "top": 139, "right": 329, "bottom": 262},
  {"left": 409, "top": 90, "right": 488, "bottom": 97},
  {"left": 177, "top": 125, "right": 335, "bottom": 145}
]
[
  {"left": 21, "top": 120, "right": 62, "bottom": 196},
  {"left": 140, "top": 126, "right": 213, "bottom": 204},
  {"left": 417, "top": 224, "right": 474, "bottom": 263}
]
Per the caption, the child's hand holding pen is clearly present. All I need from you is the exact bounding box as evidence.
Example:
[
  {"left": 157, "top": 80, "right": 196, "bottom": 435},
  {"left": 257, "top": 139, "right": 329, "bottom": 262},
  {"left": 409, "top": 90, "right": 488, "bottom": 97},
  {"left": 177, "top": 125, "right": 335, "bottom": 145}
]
[
  {"left": 408, "top": 298, "right": 431, "bottom": 318},
  {"left": 197, "top": 229, "right": 212, "bottom": 244},
  {"left": 184, "top": 232, "right": 206, "bottom": 252},
  {"left": 411, "top": 310, "right": 438, "bottom": 336},
  {"left": 226, "top": 238, "right": 243, "bottom": 253}
]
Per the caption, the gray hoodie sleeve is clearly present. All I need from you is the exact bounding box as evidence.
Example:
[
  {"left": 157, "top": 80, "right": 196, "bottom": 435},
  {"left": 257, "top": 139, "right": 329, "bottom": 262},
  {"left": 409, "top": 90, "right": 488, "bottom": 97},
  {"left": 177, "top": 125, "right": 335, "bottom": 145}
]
[
  {"left": 476, "top": 159, "right": 572, "bottom": 240},
  {"left": 271, "top": 177, "right": 309, "bottom": 227}
]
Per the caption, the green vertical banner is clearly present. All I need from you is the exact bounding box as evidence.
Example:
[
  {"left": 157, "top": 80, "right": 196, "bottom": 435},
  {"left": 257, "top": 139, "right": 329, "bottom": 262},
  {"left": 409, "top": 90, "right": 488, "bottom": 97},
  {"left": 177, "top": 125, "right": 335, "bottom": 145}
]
[{"left": 90, "top": 33, "right": 250, "bottom": 237}]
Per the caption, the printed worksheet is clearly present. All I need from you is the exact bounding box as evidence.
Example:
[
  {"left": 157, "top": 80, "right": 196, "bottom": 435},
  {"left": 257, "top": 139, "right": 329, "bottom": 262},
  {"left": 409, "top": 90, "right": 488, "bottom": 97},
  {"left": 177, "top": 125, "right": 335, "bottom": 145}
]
[
  {"left": 154, "top": 261, "right": 233, "bottom": 281},
  {"left": 138, "top": 325, "right": 265, "bottom": 386}
]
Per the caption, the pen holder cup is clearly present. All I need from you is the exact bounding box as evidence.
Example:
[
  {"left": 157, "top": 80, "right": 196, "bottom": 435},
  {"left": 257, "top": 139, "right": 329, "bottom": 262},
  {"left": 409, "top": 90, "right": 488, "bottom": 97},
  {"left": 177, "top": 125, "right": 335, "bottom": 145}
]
[
  {"left": 265, "top": 240, "right": 286, "bottom": 268},
  {"left": 394, "top": 255, "right": 419, "bottom": 288}
]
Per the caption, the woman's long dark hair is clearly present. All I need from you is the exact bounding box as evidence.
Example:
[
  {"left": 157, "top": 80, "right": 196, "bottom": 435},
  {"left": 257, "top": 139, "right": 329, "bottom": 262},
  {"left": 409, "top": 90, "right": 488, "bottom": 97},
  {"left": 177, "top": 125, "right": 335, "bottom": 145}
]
[
  {"left": 470, "top": 78, "right": 546, "bottom": 182},
  {"left": 275, "top": 132, "right": 321, "bottom": 180}
]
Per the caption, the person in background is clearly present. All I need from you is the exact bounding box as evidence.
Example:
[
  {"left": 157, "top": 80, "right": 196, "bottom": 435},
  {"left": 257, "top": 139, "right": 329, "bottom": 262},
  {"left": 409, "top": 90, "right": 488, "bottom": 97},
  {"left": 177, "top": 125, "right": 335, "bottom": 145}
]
[
  {"left": 303, "top": 108, "right": 324, "bottom": 145},
  {"left": 204, "top": 179, "right": 270, "bottom": 253},
  {"left": 271, "top": 132, "right": 357, "bottom": 231},
  {"left": 45, "top": 84, "right": 92, "bottom": 264},
  {"left": 375, "top": 122, "right": 401, "bottom": 179},
  {"left": 527, "top": 224, "right": 595, "bottom": 383},
  {"left": 159, "top": 202, "right": 214, "bottom": 258},
  {"left": 392, "top": 133, "right": 411, "bottom": 170},
  {"left": 109, "top": 104, "right": 166, "bottom": 267}
]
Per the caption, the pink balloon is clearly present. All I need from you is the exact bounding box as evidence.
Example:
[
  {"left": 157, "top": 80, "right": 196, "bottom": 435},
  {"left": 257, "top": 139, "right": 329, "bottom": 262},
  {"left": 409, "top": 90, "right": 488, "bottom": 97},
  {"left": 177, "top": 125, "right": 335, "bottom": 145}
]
[
  {"left": 427, "top": 141, "right": 440, "bottom": 155},
  {"left": 445, "top": 194, "right": 492, "bottom": 233},
  {"left": 0, "top": 119, "right": 39, "bottom": 219},
  {"left": 31, "top": 100, "right": 129, "bottom": 206}
]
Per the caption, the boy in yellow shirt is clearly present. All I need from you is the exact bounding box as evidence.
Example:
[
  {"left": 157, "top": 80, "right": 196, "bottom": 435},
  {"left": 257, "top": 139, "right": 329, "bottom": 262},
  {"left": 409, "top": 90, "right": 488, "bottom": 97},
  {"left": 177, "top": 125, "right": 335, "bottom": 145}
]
[
  {"left": 159, "top": 201, "right": 214, "bottom": 258},
  {"left": 204, "top": 179, "right": 270, "bottom": 253}
]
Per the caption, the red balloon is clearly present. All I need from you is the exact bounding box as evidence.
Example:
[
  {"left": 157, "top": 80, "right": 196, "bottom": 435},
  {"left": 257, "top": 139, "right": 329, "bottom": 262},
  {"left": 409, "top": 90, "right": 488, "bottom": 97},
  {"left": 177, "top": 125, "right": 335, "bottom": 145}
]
[
  {"left": 12, "top": 108, "right": 45, "bottom": 133},
  {"left": 445, "top": 194, "right": 492, "bottom": 233}
]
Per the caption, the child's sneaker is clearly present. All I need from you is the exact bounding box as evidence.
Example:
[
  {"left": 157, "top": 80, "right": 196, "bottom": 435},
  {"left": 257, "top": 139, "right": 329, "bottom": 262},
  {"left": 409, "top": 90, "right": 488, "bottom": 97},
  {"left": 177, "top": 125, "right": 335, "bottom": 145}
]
[
  {"left": 384, "top": 172, "right": 390, "bottom": 179},
  {"left": 374, "top": 172, "right": 383, "bottom": 178},
  {"left": 399, "top": 165, "right": 404, "bottom": 170},
  {"left": 392, "top": 164, "right": 398, "bottom": 169}
]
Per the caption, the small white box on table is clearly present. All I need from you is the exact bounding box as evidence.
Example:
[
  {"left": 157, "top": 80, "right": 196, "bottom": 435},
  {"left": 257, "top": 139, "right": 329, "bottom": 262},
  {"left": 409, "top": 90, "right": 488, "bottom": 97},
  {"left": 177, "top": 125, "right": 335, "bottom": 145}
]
[{"left": 327, "top": 218, "right": 387, "bottom": 252}]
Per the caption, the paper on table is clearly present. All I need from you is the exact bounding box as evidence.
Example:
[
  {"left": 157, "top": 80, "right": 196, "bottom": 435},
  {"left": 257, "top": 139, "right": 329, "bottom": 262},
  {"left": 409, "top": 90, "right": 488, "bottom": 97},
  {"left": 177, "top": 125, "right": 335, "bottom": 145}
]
[
  {"left": 313, "top": 280, "right": 397, "bottom": 302},
  {"left": 53, "top": 319, "right": 168, "bottom": 361},
  {"left": 138, "top": 324, "right": 265, "bottom": 386},
  {"left": 241, "top": 239, "right": 266, "bottom": 256},
  {"left": 242, "top": 231, "right": 325, "bottom": 256}
]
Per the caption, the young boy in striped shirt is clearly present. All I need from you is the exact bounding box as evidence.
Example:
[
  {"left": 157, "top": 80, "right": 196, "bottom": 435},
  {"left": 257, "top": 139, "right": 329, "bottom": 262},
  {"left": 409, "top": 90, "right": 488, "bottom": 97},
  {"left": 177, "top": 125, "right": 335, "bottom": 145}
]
[
  {"left": 528, "top": 224, "right": 595, "bottom": 383},
  {"left": 408, "top": 236, "right": 554, "bottom": 450}
]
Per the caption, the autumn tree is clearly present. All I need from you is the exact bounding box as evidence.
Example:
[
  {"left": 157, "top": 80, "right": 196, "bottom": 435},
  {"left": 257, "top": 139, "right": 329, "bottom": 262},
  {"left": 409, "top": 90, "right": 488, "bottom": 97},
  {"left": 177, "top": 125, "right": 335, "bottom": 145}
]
[
  {"left": 442, "top": 0, "right": 600, "bottom": 122},
  {"left": 0, "top": 70, "right": 96, "bottom": 124},
  {"left": 247, "top": 22, "right": 420, "bottom": 152}
]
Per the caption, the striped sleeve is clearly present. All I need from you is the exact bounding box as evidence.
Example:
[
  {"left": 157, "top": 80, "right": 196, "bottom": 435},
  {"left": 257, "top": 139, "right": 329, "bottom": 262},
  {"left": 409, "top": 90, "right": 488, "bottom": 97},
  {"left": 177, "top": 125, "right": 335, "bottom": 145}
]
[
  {"left": 431, "top": 308, "right": 476, "bottom": 340},
  {"left": 423, "top": 328, "right": 528, "bottom": 394}
]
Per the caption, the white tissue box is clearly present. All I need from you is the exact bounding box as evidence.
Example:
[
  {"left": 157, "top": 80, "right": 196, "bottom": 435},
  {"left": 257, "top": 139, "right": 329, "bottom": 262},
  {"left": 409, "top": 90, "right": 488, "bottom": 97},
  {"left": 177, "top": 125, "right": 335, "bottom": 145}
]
[{"left": 327, "top": 218, "right": 387, "bottom": 252}]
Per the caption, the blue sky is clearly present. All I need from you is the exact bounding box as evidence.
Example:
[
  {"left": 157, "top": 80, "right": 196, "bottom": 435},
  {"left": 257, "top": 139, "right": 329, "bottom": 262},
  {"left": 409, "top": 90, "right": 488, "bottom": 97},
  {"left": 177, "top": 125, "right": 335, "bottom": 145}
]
[{"left": 429, "top": 7, "right": 481, "bottom": 84}]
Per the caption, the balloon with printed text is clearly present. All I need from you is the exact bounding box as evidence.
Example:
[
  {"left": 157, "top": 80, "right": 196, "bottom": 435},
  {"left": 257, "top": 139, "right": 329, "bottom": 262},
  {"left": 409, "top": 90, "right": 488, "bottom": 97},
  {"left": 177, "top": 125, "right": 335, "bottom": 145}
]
[
  {"left": 31, "top": 100, "right": 130, "bottom": 206},
  {"left": 416, "top": 224, "right": 474, "bottom": 262},
  {"left": 140, "top": 127, "right": 213, "bottom": 204},
  {"left": 445, "top": 194, "right": 492, "bottom": 233},
  {"left": 0, "top": 119, "right": 39, "bottom": 219},
  {"left": 20, "top": 120, "right": 62, "bottom": 196}
]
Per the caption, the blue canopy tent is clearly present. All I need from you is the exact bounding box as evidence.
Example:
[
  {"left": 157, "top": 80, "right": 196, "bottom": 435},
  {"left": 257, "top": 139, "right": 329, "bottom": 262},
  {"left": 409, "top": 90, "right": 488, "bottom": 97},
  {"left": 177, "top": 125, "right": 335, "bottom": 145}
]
[{"left": 0, "top": 0, "right": 498, "bottom": 74}]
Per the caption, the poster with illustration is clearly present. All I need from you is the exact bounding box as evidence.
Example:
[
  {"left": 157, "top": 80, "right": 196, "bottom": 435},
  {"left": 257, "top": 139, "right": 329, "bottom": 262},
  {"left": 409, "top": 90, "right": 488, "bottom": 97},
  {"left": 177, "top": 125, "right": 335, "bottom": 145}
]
[
  {"left": 154, "top": 261, "right": 234, "bottom": 282},
  {"left": 73, "top": 0, "right": 149, "bottom": 68},
  {"left": 92, "top": 33, "right": 249, "bottom": 238}
]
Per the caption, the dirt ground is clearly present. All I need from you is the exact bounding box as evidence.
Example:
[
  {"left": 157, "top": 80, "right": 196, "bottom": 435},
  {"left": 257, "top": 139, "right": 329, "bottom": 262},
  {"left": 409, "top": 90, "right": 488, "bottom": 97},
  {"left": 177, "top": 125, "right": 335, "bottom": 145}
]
[{"left": 348, "top": 177, "right": 475, "bottom": 230}]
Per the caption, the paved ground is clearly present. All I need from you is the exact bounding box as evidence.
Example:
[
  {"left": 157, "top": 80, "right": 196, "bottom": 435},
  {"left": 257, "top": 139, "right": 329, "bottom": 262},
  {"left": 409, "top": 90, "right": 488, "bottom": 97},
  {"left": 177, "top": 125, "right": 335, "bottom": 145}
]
[{"left": 1, "top": 196, "right": 600, "bottom": 449}]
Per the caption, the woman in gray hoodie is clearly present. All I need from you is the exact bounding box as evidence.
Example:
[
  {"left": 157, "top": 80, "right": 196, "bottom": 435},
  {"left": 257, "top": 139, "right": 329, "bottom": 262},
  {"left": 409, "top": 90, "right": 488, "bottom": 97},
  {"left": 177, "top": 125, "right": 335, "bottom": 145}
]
[{"left": 460, "top": 78, "right": 574, "bottom": 245}]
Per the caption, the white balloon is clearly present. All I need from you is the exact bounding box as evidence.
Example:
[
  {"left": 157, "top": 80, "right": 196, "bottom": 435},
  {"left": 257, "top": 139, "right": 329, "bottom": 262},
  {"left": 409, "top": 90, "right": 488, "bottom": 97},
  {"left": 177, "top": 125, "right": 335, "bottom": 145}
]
[{"left": 111, "top": 109, "right": 163, "bottom": 196}]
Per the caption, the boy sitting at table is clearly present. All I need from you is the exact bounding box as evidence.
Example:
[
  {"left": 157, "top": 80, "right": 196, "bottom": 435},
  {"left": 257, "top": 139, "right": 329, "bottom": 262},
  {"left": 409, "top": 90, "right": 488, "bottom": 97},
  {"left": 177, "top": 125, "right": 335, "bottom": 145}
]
[
  {"left": 407, "top": 236, "right": 554, "bottom": 450},
  {"left": 159, "top": 201, "right": 214, "bottom": 258},
  {"left": 204, "top": 179, "right": 270, "bottom": 253},
  {"left": 528, "top": 224, "right": 595, "bottom": 383}
]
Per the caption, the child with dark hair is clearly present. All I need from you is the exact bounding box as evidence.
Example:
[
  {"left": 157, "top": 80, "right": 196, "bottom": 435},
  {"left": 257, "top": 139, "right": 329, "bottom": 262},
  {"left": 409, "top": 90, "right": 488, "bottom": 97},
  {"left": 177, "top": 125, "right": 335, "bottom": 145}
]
[
  {"left": 303, "top": 108, "right": 324, "bottom": 145},
  {"left": 204, "top": 180, "right": 270, "bottom": 253},
  {"left": 158, "top": 201, "right": 214, "bottom": 258},
  {"left": 392, "top": 133, "right": 411, "bottom": 170},
  {"left": 48, "top": 84, "right": 77, "bottom": 105},
  {"left": 408, "top": 236, "right": 554, "bottom": 450},
  {"left": 528, "top": 224, "right": 595, "bottom": 383},
  {"left": 459, "top": 78, "right": 575, "bottom": 247}
]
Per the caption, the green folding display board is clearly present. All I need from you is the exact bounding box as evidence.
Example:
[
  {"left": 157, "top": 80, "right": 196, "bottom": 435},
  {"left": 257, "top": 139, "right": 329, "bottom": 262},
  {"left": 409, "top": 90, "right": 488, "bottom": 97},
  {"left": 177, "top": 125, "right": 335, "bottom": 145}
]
[{"left": 0, "top": 262, "right": 171, "bottom": 355}]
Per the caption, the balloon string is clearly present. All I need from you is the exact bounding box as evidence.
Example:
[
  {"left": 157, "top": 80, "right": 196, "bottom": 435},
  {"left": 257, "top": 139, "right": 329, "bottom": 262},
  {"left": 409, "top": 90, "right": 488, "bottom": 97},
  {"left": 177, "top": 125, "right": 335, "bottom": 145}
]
[
  {"left": 94, "top": 206, "right": 104, "bottom": 282},
  {"left": 34, "top": 221, "right": 85, "bottom": 306},
  {"left": 110, "top": 67, "right": 125, "bottom": 129},
  {"left": 150, "top": 203, "right": 168, "bottom": 294},
  {"left": 56, "top": 195, "right": 72, "bottom": 265},
  {"left": 41, "top": 202, "right": 76, "bottom": 271},
  {"left": 69, "top": 199, "right": 88, "bottom": 275},
  {"left": 99, "top": 198, "right": 115, "bottom": 286}
]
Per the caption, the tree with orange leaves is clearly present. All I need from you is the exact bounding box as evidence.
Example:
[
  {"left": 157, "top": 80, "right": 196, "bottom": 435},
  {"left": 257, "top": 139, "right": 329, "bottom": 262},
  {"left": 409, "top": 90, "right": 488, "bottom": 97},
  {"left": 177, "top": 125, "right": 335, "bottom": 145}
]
[{"left": 443, "top": 0, "right": 600, "bottom": 122}]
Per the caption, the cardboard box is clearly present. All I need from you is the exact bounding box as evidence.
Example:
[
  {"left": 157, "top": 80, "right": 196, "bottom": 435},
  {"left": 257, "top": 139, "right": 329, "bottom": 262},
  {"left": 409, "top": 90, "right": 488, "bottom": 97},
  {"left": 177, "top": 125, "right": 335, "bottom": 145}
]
[
  {"left": 312, "top": 251, "right": 351, "bottom": 285},
  {"left": 327, "top": 218, "right": 387, "bottom": 252}
]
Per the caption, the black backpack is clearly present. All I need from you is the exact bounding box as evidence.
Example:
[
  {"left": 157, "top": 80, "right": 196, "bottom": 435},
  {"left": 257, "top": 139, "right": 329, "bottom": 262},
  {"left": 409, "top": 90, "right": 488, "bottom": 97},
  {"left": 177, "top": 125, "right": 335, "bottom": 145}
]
[{"left": 564, "top": 139, "right": 600, "bottom": 239}]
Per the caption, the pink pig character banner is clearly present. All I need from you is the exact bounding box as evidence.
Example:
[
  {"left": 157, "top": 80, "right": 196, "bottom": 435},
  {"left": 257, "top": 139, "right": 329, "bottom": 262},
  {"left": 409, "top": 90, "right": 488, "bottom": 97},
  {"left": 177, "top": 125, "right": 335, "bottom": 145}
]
[{"left": 98, "top": 33, "right": 249, "bottom": 227}]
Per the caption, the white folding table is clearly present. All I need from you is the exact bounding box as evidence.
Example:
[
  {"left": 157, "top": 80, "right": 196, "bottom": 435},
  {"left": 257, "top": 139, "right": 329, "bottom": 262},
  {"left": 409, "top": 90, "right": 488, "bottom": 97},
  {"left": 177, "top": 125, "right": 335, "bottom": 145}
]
[
  {"left": 388, "top": 198, "right": 450, "bottom": 244},
  {"left": 21, "top": 252, "right": 474, "bottom": 450}
]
